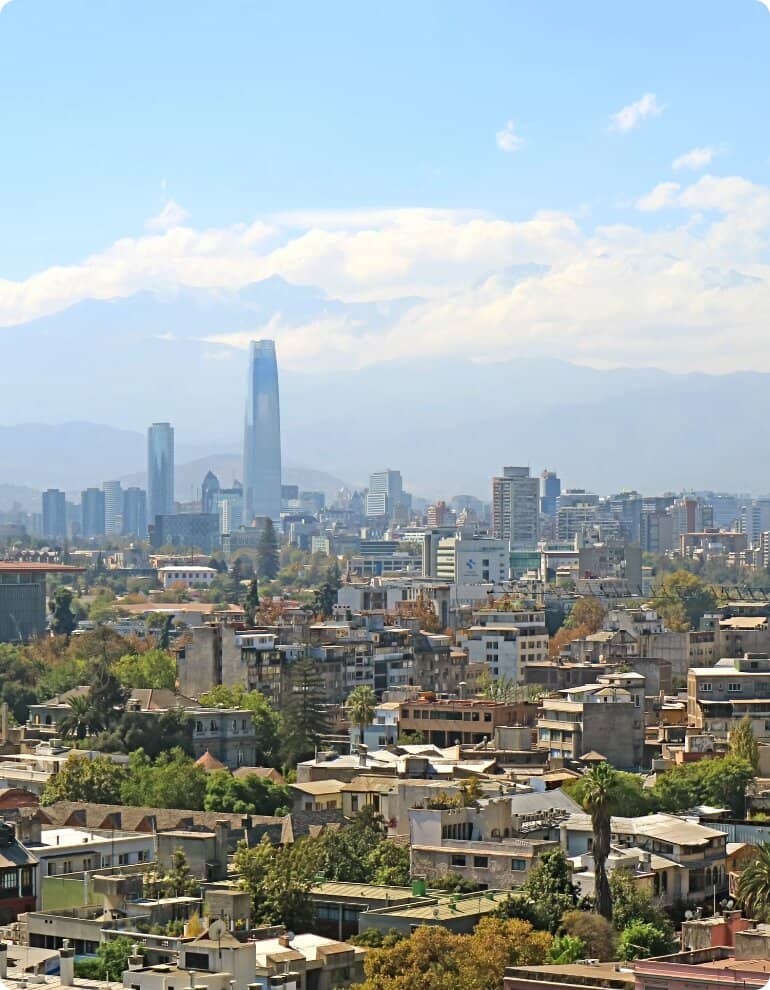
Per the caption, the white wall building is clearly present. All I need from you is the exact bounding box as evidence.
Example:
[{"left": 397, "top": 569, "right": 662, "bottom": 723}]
[
  {"left": 157, "top": 565, "right": 217, "bottom": 590},
  {"left": 436, "top": 536, "right": 508, "bottom": 586}
]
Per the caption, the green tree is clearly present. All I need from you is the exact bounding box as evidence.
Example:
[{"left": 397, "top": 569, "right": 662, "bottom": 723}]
[
  {"left": 347, "top": 685, "right": 377, "bottom": 745},
  {"left": 730, "top": 715, "right": 760, "bottom": 772},
  {"left": 609, "top": 870, "right": 674, "bottom": 936},
  {"left": 737, "top": 842, "right": 770, "bottom": 920},
  {"left": 650, "top": 570, "right": 717, "bottom": 632},
  {"left": 88, "top": 659, "right": 129, "bottom": 726},
  {"left": 88, "top": 708, "right": 193, "bottom": 759},
  {"left": 314, "top": 562, "right": 341, "bottom": 618},
  {"left": 244, "top": 577, "right": 260, "bottom": 626},
  {"left": 581, "top": 762, "right": 620, "bottom": 921},
  {"left": 515, "top": 849, "right": 579, "bottom": 932},
  {"left": 40, "top": 753, "right": 127, "bottom": 805},
  {"left": 113, "top": 649, "right": 176, "bottom": 690},
  {"left": 566, "top": 771, "right": 651, "bottom": 818},
  {"left": 365, "top": 840, "right": 411, "bottom": 886},
  {"left": 50, "top": 587, "right": 78, "bottom": 639},
  {"left": 319, "top": 806, "right": 388, "bottom": 882},
  {"left": 121, "top": 748, "right": 207, "bottom": 809},
  {"left": 96, "top": 937, "right": 138, "bottom": 980},
  {"left": 281, "top": 658, "right": 331, "bottom": 765},
  {"left": 204, "top": 771, "right": 290, "bottom": 815},
  {"left": 617, "top": 920, "right": 675, "bottom": 961},
  {"left": 257, "top": 519, "right": 279, "bottom": 581},
  {"left": 234, "top": 835, "right": 319, "bottom": 931},
  {"left": 547, "top": 933, "right": 585, "bottom": 964},
  {"left": 59, "top": 694, "right": 99, "bottom": 740},
  {"left": 162, "top": 848, "right": 199, "bottom": 897}
]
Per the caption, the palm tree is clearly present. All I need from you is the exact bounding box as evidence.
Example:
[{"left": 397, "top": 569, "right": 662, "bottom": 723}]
[
  {"left": 59, "top": 694, "right": 97, "bottom": 740},
  {"left": 737, "top": 842, "right": 770, "bottom": 919},
  {"left": 581, "top": 761, "right": 619, "bottom": 921},
  {"left": 347, "top": 685, "right": 377, "bottom": 746}
]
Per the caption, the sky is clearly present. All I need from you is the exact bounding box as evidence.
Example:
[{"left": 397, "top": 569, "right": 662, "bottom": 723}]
[{"left": 1, "top": 0, "right": 770, "bottom": 374}]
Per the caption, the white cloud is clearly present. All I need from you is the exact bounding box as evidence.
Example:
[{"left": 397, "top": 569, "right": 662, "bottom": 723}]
[
  {"left": 637, "top": 182, "right": 681, "bottom": 211},
  {"left": 145, "top": 200, "right": 190, "bottom": 232},
  {"left": 672, "top": 146, "right": 719, "bottom": 171},
  {"left": 757, "top": 0, "right": 770, "bottom": 12},
  {"left": 3, "top": 175, "right": 770, "bottom": 374},
  {"left": 610, "top": 92, "right": 664, "bottom": 132},
  {"left": 496, "top": 120, "right": 524, "bottom": 152},
  {"left": 0, "top": 1, "right": 13, "bottom": 13}
]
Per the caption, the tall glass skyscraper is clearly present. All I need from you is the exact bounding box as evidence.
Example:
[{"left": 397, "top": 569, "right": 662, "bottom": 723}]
[
  {"left": 243, "top": 340, "right": 281, "bottom": 522},
  {"left": 147, "top": 422, "right": 175, "bottom": 523}
]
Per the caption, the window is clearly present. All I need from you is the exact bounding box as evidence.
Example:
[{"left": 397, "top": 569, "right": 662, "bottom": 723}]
[
  {"left": 473, "top": 856, "right": 489, "bottom": 868},
  {"left": 728, "top": 682, "right": 742, "bottom": 693},
  {"left": 701, "top": 682, "right": 712, "bottom": 693},
  {"left": 183, "top": 952, "right": 210, "bottom": 972},
  {"left": 450, "top": 854, "right": 467, "bottom": 867},
  {"left": 118, "top": 854, "right": 129, "bottom": 866},
  {"left": 511, "top": 858, "right": 526, "bottom": 871}
]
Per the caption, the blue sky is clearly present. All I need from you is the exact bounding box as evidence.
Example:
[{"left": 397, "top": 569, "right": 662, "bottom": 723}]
[{"left": 1, "top": 0, "right": 770, "bottom": 373}]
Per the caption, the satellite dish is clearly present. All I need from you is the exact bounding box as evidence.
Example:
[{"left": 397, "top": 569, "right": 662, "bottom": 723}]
[
  {"left": 208, "top": 919, "right": 227, "bottom": 941},
  {"left": 684, "top": 911, "right": 693, "bottom": 920}
]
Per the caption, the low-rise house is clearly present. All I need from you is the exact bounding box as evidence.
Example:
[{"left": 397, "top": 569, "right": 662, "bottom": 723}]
[
  {"left": 409, "top": 796, "right": 559, "bottom": 889},
  {"left": 688, "top": 653, "right": 770, "bottom": 742},
  {"left": 359, "top": 888, "right": 507, "bottom": 936},
  {"left": 561, "top": 812, "right": 728, "bottom": 903},
  {"left": 0, "top": 820, "right": 37, "bottom": 921}
]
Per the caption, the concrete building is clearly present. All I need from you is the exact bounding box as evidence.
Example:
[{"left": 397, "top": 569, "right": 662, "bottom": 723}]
[
  {"left": 540, "top": 470, "right": 561, "bottom": 517},
  {"left": 102, "top": 480, "right": 123, "bottom": 537},
  {"left": 157, "top": 565, "right": 218, "bottom": 590},
  {"left": 41, "top": 490, "right": 67, "bottom": 541},
  {"left": 492, "top": 466, "right": 540, "bottom": 548},
  {"left": 150, "top": 512, "right": 219, "bottom": 553},
  {"left": 366, "top": 469, "right": 406, "bottom": 518},
  {"left": 435, "top": 535, "right": 508, "bottom": 586},
  {"left": 243, "top": 340, "right": 282, "bottom": 524},
  {"left": 122, "top": 487, "right": 148, "bottom": 537},
  {"left": 147, "top": 423, "right": 175, "bottom": 522},
  {"left": 80, "top": 488, "right": 106, "bottom": 539},
  {"left": 398, "top": 698, "right": 521, "bottom": 747},
  {"left": 0, "top": 563, "right": 83, "bottom": 643},
  {"left": 537, "top": 672, "right": 646, "bottom": 769},
  {"left": 409, "top": 797, "right": 559, "bottom": 889},
  {"left": 688, "top": 653, "right": 770, "bottom": 742}
]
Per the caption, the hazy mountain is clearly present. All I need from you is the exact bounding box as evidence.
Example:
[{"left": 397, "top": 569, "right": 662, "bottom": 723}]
[{"left": 1, "top": 277, "right": 769, "bottom": 496}]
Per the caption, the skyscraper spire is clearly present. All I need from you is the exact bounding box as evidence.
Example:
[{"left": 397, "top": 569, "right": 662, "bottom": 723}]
[{"left": 243, "top": 340, "right": 282, "bottom": 523}]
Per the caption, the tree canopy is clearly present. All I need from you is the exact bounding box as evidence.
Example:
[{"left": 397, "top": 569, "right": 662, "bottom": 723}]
[{"left": 649, "top": 570, "right": 717, "bottom": 632}]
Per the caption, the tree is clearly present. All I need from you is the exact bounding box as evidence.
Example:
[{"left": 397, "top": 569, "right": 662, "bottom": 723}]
[
  {"left": 565, "top": 598, "right": 606, "bottom": 634},
  {"left": 609, "top": 870, "right": 674, "bottom": 936},
  {"left": 547, "top": 934, "right": 586, "bottom": 964},
  {"left": 566, "top": 771, "right": 651, "bottom": 818},
  {"left": 88, "top": 708, "right": 193, "bottom": 759},
  {"left": 234, "top": 835, "right": 319, "bottom": 931},
  {"left": 162, "top": 848, "right": 198, "bottom": 897},
  {"left": 581, "top": 762, "right": 620, "bottom": 921},
  {"left": 113, "top": 649, "right": 176, "bottom": 690},
  {"left": 121, "top": 748, "right": 207, "bottom": 809},
  {"left": 514, "top": 849, "right": 579, "bottom": 932},
  {"left": 281, "top": 658, "right": 331, "bottom": 765},
  {"left": 730, "top": 715, "right": 760, "bottom": 772},
  {"left": 88, "top": 659, "right": 129, "bottom": 727},
  {"left": 319, "top": 806, "right": 388, "bottom": 882},
  {"left": 204, "top": 771, "right": 290, "bottom": 815},
  {"left": 314, "top": 562, "right": 341, "bottom": 618},
  {"left": 244, "top": 577, "right": 260, "bottom": 626},
  {"left": 650, "top": 755, "right": 754, "bottom": 817},
  {"left": 59, "top": 694, "right": 98, "bottom": 740},
  {"left": 650, "top": 570, "right": 717, "bottom": 632},
  {"left": 458, "top": 918, "right": 553, "bottom": 990},
  {"left": 96, "top": 937, "right": 138, "bottom": 980},
  {"left": 617, "top": 920, "right": 675, "bottom": 961},
  {"left": 366, "top": 840, "right": 411, "bottom": 886},
  {"left": 50, "top": 587, "right": 78, "bottom": 639},
  {"left": 347, "top": 685, "right": 377, "bottom": 744},
  {"left": 737, "top": 842, "right": 770, "bottom": 919},
  {"left": 549, "top": 623, "right": 591, "bottom": 658},
  {"left": 257, "top": 519, "right": 279, "bottom": 581},
  {"left": 40, "top": 753, "right": 127, "bottom": 805},
  {"left": 560, "top": 910, "right": 617, "bottom": 961}
]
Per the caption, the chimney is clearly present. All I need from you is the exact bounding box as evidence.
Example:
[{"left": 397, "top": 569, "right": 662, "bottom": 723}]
[
  {"left": 0, "top": 941, "right": 7, "bottom": 979},
  {"left": 59, "top": 939, "right": 75, "bottom": 987},
  {"left": 128, "top": 944, "right": 144, "bottom": 971}
]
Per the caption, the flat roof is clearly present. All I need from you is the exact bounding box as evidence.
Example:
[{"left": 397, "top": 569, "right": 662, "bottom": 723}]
[
  {"left": 0, "top": 563, "right": 84, "bottom": 573},
  {"left": 366, "top": 891, "right": 505, "bottom": 921},
  {"left": 311, "top": 881, "right": 417, "bottom": 900}
]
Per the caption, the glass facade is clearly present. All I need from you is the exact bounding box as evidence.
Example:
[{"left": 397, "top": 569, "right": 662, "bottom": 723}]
[
  {"left": 147, "top": 422, "right": 175, "bottom": 522},
  {"left": 243, "top": 340, "right": 281, "bottom": 523}
]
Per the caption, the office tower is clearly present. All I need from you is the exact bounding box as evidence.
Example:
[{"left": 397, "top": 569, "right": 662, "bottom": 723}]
[
  {"left": 102, "top": 480, "right": 123, "bottom": 536},
  {"left": 540, "top": 470, "right": 561, "bottom": 516},
  {"left": 81, "top": 487, "right": 106, "bottom": 538},
  {"left": 151, "top": 513, "right": 219, "bottom": 554},
  {"left": 42, "top": 489, "right": 67, "bottom": 541},
  {"left": 243, "top": 340, "right": 282, "bottom": 522},
  {"left": 556, "top": 489, "right": 600, "bottom": 542},
  {"left": 366, "top": 469, "right": 403, "bottom": 517},
  {"left": 148, "top": 423, "right": 175, "bottom": 522},
  {"left": 491, "top": 466, "right": 540, "bottom": 549},
  {"left": 609, "top": 491, "right": 643, "bottom": 544},
  {"left": 122, "top": 487, "right": 148, "bottom": 538},
  {"left": 201, "top": 471, "right": 220, "bottom": 515}
]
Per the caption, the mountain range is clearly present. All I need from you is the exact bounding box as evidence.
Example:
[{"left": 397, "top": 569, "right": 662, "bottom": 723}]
[{"left": 1, "top": 276, "right": 769, "bottom": 498}]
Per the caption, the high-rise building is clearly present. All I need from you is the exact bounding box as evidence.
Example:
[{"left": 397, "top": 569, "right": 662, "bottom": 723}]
[
  {"left": 540, "top": 470, "right": 561, "bottom": 516},
  {"left": 243, "top": 340, "right": 282, "bottom": 523},
  {"left": 491, "top": 466, "right": 539, "bottom": 548},
  {"left": 366, "top": 469, "right": 404, "bottom": 517},
  {"left": 148, "top": 423, "right": 175, "bottom": 522},
  {"left": 42, "top": 489, "right": 67, "bottom": 541},
  {"left": 81, "top": 488, "right": 106, "bottom": 538},
  {"left": 122, "top": 487, "right": 148, "bottom": 538},
  {"left": 201, "top": 471, "right": 220, "bottom": 515},
  {"left": 102, "top": 480, "right": 123, "bottom": 536}
]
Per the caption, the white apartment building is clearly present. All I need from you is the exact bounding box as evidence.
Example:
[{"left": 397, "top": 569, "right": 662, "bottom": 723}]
[
  {"left": 157, "top": 565, "right": 217, "bottom": 589},
  {"left": 458, "top": 625, "right": 520, "bottom": 683},
  {"left": 436, "top": 536, "right": 508, "bottom": 586},
  {"left": 473, "top": 606, "right": 549, "bottom": 671},
  {"left": 491, "top": 466, "right": 540, "bottom": 549}
]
